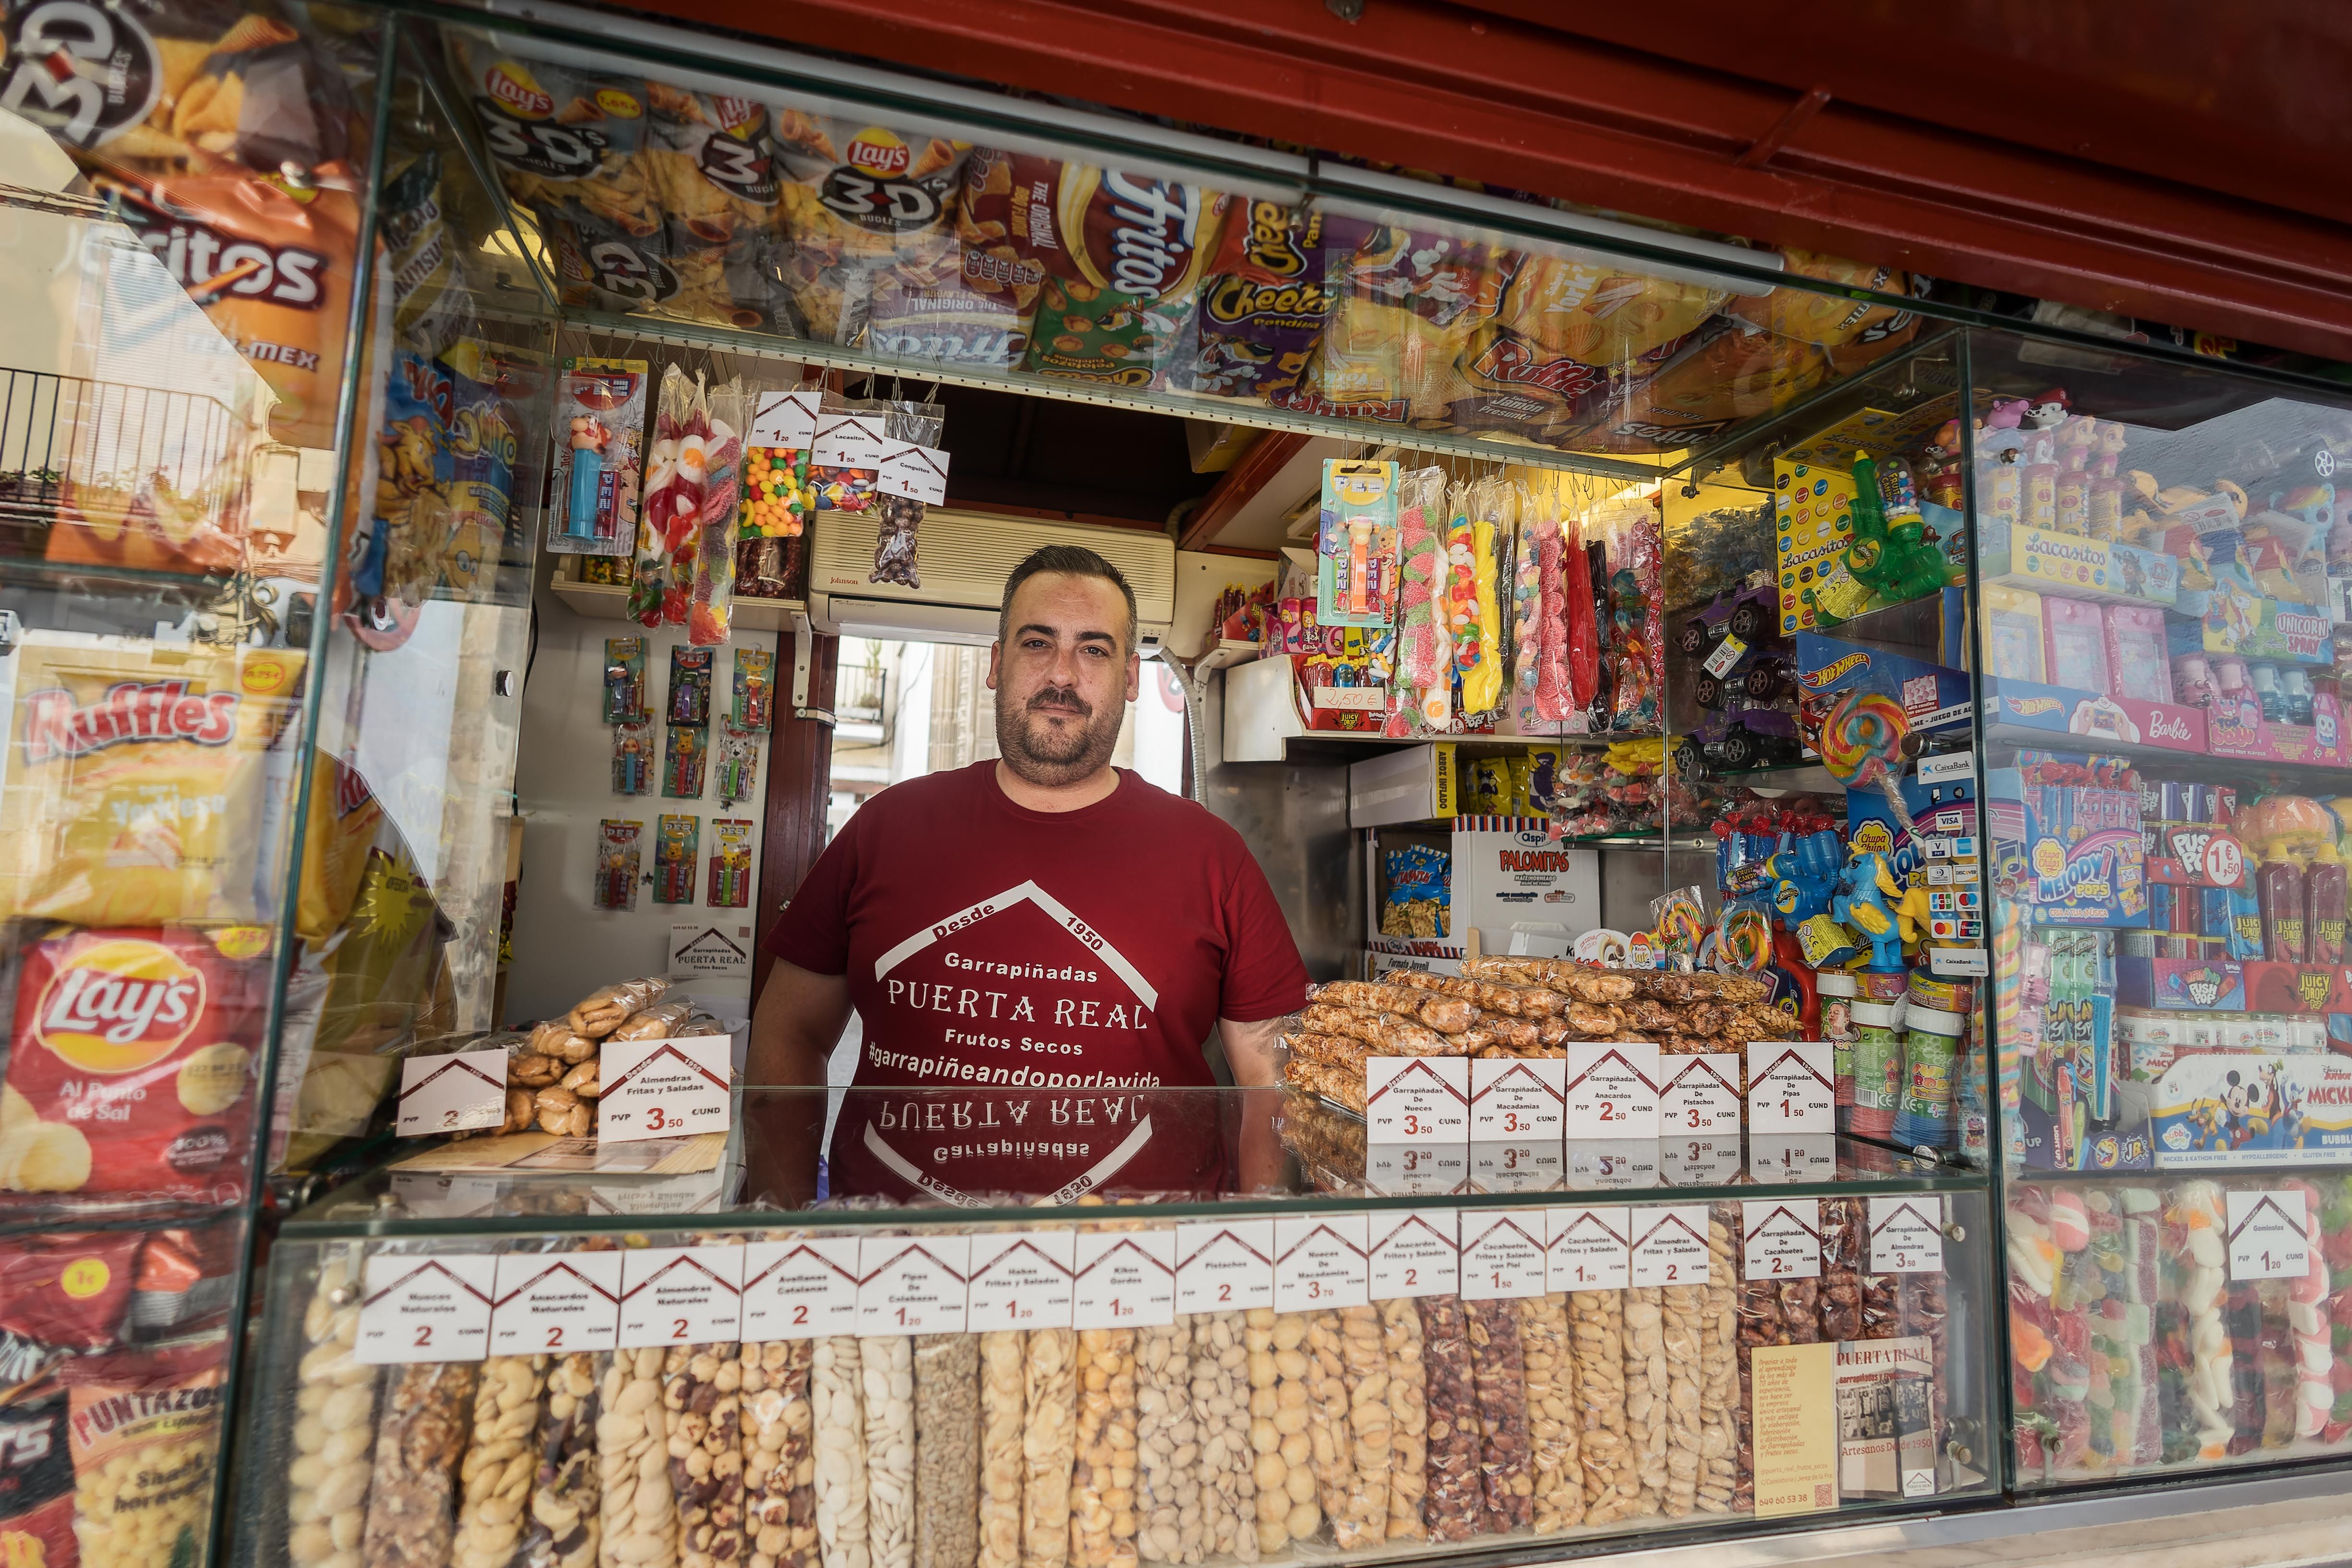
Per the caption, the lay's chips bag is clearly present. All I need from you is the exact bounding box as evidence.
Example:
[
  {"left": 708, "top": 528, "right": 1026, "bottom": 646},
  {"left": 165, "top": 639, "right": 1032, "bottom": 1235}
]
[{"left": 770, "top": 110, "right": 971, "bottom": 340}]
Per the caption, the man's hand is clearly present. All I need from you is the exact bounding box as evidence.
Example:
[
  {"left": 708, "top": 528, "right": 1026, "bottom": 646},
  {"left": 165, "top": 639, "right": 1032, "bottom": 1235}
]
[
  {"left": 741, "top": 960, "right": 853, "bottom": 1209},
  {"left": 1218, "top": 1015, "right": 1288, "bottom": 1191}
]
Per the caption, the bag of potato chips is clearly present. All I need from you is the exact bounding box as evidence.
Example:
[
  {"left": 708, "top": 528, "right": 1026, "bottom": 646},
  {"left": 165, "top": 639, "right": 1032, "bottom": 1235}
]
[
  {"left": 770, "top": 108, "right": 972, "bottom": 340},
  {"left": 0, "top": 637, "right": 302, "bottom": 927},
  {"left": 1177, "top": 199, "right": 1331, "bottom": 403},
  {"left": 1490, "top": 251, "right": 1724, "bottom": 366},
  {"left": 645, "top": 82, "right": 787, "bottom": 328},
  {"left": 1314, "top": 215, "right": 1512, "bottom": 419},
  {"left": 60, "top": 1335, "right": 228, "bottom": 1568}
]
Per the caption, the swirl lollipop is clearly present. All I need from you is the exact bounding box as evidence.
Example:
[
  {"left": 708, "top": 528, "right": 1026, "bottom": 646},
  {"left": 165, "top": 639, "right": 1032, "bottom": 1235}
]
[{"left": 1819, "top": 689, "right": 1916, "bottom": 830}]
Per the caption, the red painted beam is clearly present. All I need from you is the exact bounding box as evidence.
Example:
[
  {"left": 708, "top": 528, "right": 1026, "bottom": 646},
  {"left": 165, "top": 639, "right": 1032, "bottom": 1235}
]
[
  {"left": 1179, "top": 431, "right": 1313, "bottom": 551},
  {"left": 628, "top": 0, "right": 2352, "bottom": 360}
]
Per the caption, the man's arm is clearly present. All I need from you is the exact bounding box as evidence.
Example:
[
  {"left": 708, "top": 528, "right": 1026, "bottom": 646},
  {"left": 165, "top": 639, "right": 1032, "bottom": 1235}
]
[
  {"left": 1218, "top": 1014, "right": 1288, "bottom": 1192},
  {"left": 746, "top": 958, "right": 852, "bottom": 1086},
  {"left": 1216, "top": 1015, "right": 1284, "bottom": 1087}
]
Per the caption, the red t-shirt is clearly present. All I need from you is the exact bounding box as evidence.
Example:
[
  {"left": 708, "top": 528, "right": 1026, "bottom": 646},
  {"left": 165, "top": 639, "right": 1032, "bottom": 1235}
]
[{"left": 767, "top": 762, "right": 1308, "bottom": 1200}]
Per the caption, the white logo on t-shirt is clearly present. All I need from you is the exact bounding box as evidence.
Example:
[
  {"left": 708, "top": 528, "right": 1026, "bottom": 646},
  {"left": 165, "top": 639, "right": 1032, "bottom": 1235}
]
[{"left": 872, "top": 879, "right": 1160, "bottom": 1010}]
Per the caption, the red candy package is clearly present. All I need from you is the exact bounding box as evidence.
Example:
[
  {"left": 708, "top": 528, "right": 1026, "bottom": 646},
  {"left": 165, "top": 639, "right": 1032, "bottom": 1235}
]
[
  {"left": 1, "top": 928, "right": 269, "bottom": 1204},
  {"left": 0, "top": 1231, "right": 143, "bottom": 1350},
  {"left": 0, "top": 1382, "right": 74, "bottom": 1568}
]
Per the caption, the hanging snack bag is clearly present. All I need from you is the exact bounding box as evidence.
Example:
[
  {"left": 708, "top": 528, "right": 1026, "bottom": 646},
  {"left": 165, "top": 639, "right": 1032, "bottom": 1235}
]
[
  {"left": 60, "top": 1336, "right": 228, "bottom": 1568},
  {"left": 294, "top": 750, "right": 383, "bottom": 944},
  {"left": 438, "top": 337, "right": 518, "bottom": 601},
  {"left": 1316, "top": 459, "right": 1400, "bottom": 629},
  {"left": 1009, "top": 159, "right": 1227, "bottom": 387},
  {"left": 0, "top": 638, "right": 302, "bottom": 927},
  {"left": 1431, "top": 322, "right": 1620, "bottom": 443},
  {"left": 2, "top": 925, "right": 270, "bottom": 1201},
  {"left": 664, "top": 725, "right": 708, "bottom": 798},
  {"left": 631, "top": 364, "right": 707, "bottom": 625},
  {"left": 1491, "top": 252, "right": 1724, "bottom": 366},
  {"left": 714, "top": 721, "right": 759, "bottom": 806},
  {"left": 741, "top": 386, "right": 821, "bottom": 549},
  {"left": 362, "top": 349, "right": 459, "bottom": 626},
  {"left": 547, "top": 356, "right": 649, "bottom": 556},
  {"left": 869, "top": 493, "right": 925, "bottom": 588},
  {"left": 612, "top": 722, "right": 655, "bottom": 795},
  {"left": 687, "top": 377, "right": 748, "bottom": 645},
  {"left": 1510, "top": 490, "right": 1546, "bottom": 724},
  {"left": 1315, "top": 215, "right": 1512, "bottom": 420},
  {"left": 733, "top": 647, "right": 775, "bottom": 730},
  {"left": 604, "top": 635, "right": 649, "bottom": 722},
  {"left": 382, "top": 148, "right": 470, "bottom": 357},
  {"left": 1606, "top": 505, "right": 1665, "bottom": 730},
  {"left": 1388, "top": 466, "right": 1453, "bottom": 735},
  {"left": 937, "top": 145, "right": 1052, "bottom": 364},
  {"left": 668, "top": 644, "right": 714, "bottom": 725},
  {"left": 1726, "top": 250, "right": 1913, "bottom": 346},
  {"left": 768, "top": 107, "right": 972, "bottom": 340},
  {"left": 654, "top": 814, "right": 699, "bottom": 904},
  {"left": 594, "top": 819, "right": 642, "bottom": 910},
  {"left": 809, "top": 391, "right": 885, "bottom": 514},
  {"left": 645, "top": 84, "right": 785, "bottom": 328},
  {"left": 708, "top": 818, "right": 754, "bottom": 909},
  {"left": 1179, "top": 199, "right": 1331, "bottom": 403},
  {"left": 737, "top": 531, "right": 804, "bottom": 602}
]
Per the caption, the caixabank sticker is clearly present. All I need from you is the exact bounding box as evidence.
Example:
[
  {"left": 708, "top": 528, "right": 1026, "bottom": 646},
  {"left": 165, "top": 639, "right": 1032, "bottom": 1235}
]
[{"left": 2147, "top": 1053, "right": 2352, "bottom": 1166}]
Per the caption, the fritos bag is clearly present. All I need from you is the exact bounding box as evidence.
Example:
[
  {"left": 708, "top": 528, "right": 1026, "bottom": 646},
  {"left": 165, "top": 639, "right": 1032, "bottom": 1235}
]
[
  {"left": 770, "top": 109, "right": 971, "bottom": 339},
  {"left": 1, "top": 926, "right": 270, "bottom": 1202},
  {"left": 60, "top": 1336, "right": 227, "bottom": 1568},
  {"left": 0, "top": 638, "right": 302, "bottom": 926},
  {"left": 1008, "top": 159, "right": 1227, "bottom": 387}
]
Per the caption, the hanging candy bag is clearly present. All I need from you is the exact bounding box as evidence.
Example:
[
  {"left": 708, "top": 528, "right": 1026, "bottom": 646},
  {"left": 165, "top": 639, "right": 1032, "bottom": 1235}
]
[
  {"left": 688, "top": 377, "right": 748, "bottom": 645},
  {"left": 631, "top": 363, "right": 706, "bottom": 625}
]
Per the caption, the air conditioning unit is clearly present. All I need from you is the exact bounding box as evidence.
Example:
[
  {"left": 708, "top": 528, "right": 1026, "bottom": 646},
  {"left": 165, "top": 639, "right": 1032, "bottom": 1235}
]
[{"left": 808, "top": 508, "right": 1176, "bottom": 648}]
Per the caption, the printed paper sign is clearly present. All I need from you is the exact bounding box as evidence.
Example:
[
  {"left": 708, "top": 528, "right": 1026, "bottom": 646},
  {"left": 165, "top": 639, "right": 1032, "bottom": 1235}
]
[
  {"left": 1176, "top": 1220, "right": 1275, "bottom": 1314},
  {"left": 1749, "top": 1133, "right": 1838, "bottom": 1185},
  {"left": 968, "top": 1232, "right": 1077, "bottom": 1329},
  {"left": 1659, "top": 1137, "right": 1742, "bottom": 1186},
  {"left": 1743, "top": 1198, "right": 1823, "bottom": 1281},
  {"left": 599, "top": 1035, "right": 732, "bottom": 1144},
  {"left": 1461, "top": 1210, "right": 1548, "bottom": 1300},
  {"left": 741, "top": 1237, "right": 862, "bottom": 1341},
  {"left": 750, "top": 388, "right": 821, "bottom": 447},
  {"left": 1073, "top": 1229, "right": 1176, "bottom": 1329},
  {"left": 1701, "top": 634, "right": 1748, "bottom": 679},
  {"left": 877, "top": 440, "right": 951, "bottom": 504},
  {"left": 858, "top": 1235, "right": 971, "bottom": 1335},
  {"left": 1547, "top": 1207, "right": 1630, "bottom": 1292},
  {"left": 1747, "top": 1043, "right": 1836, "bottom": 1133},
  {"left": 1564, "top": 1139, "right": 1659, "bottom": 1190},
  {"left": 1368, "top": 1211, "right": 1458, "bottom": 1300},
  {"left": 1365, "top": 1057, "right": 1470, "bottom": 1142},
  {"left": 359, "top": 1253, "right": 495, "bottom": 1363},
  {"left": 395, "top": 1050, "right": 507, "bottom": 1137},
  {"left": 1867, "top": 1197, "right": 1945, "bottom": 1274},
  {"left": 619, "top": 1246, "right": 744, "bottom": 1349},
  {"left": 1470, "top": 1057, "right": 1565, "bottom": 1139},
  {"left": 1660, "top": 1054, "right": 1743, "bottom": 1136},
  {"left": 1274, "top": 1213, "right": 1369, "bottom": 1312},
  {"left": 1364, "top": 1144, "right": 1469, "bottom": 1196},
  {"left": 2227, "top": 1189, "right": 2312, "bottom": 1281},
  {"left": 1470, "top": 1141, "right": 1563, "bottom": 1193},
  {"left": 1752, "top": 1343, "right": 1838, "bottom": 1516},
  {"left": 811, "top": 412, "right": 884, "bottom": 468},
  {"left": 491, "top": 1251, "right": 621, "bottom": 1355},
  {"left": 1562, "top": 1041, "right": 1660, "bottom": 1137},
  {"left": 669, "top": 924, "right": 751, "bottom": 979},
  {"left": 1629, "top": 1205, "right": 1712, "bottom": 1287}
]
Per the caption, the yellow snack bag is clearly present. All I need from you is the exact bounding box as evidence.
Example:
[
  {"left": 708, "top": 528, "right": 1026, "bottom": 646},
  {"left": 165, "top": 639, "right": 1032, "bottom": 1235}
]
[
  {"left": 295, "top": 751, "right": 384, "bottom": 943},
  {"left": 0, "top": 638, "right": 302, "bottom": 926}
]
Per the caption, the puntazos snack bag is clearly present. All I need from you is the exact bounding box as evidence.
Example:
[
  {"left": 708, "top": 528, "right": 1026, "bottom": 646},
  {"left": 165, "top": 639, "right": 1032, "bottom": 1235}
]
[
  {"left": 61, "top": 1335, "right": 228, "bottom": 1568},
  {"left": 0, "top": 637, "right": 303, "bottom": 927},
  {"left": 0, "top": 925, "right": 269, "bottom": 1203}
]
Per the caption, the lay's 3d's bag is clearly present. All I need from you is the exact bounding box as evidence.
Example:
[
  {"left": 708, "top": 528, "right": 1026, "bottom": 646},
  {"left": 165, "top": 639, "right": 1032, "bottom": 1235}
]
[{"left": 770, "top": 109, "right": 971, "bottom": 341}]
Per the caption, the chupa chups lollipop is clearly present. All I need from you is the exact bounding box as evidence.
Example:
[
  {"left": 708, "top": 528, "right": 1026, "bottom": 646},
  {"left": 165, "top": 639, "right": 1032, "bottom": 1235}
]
[{"left": 1818, "top": 688, "right": 1916, "bottom": 832}]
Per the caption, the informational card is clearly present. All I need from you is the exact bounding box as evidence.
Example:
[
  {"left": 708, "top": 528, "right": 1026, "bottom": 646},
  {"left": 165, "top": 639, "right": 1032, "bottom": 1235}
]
[
  {"left": 1658, "top": 1053, "right": 1743, "bottom": 1137},
  {"left": 857, "top": 1235, "right": 971, "bottom": 1335},
  {"left": 811, "top": 411, "right": 884, "bottom": 468},
  {"left": 1072, "top": 1229, "right": 1176, "bottom": 1329},
  {"left": 1752, "top": 1343, "right": 1839, "bottom": 1517},
  {"left": 1746, "top": 1042, "right": 1836, "bottom": 1133},
  {"left": 877, "top": 441, "right": 951, "bottom": 503},
  {"left": 1867, "top": 1197, "right": 1945, "bottom": 1274},
  {"left": 1365, "top": 1057, "right": 1470, "bottom": 1143},
  {"left": 968, "top": 1232, "right": 1078, "bottom": 1330},
  {"left": 2227, "top": 1189, "right": 2312, "bottom": 1281},
  {"left": 1469, "top": 1057, "right": 1565, "bottom": 1139},
  {"left": 1749, "top": 1133, "right": 1838, "bottom": 1185},
  {"left": 1562, "top": 1041, "right": 1660, "bottom": 1137},
  {"left": 1460, "top": 1209, "right": 1548, "bottom": 1300},
  {"left": 1629, "top": 1205, "right": 1712, "bottom": 1288},
  {"left": 1363, "top": 1144, "right": 1469, "bottom": 1196},
  {"left": 1368, "top": 1210, "right": 1458, "bottom": 1300},
  {"left": 617, "top": 1246, "right": 744, "bottom": 1349},
  {"left": 1742, "top": 1198, "right": 1823, "bottom": 1281},
  {"left": 599, "top": 1035, "right": 732, "bottom": 1144},
  {"left": 1470, "top": 1141, "right": 1563, "bottom": 1194},
  {"left": 358, "top": 1253, "right": 495, "bottom": 1364},
  {"left": 741, "top": 1237, "right": 862, "bottom": 1341},
  {"left": 1274, "top": 1213, "right": 1368, "bottom": 1312},
  {"left": 1175, "top": 1220, "right": 1275, "bottom": 1314},
  {"left": 395, "top": 1050, "right": 507, "bottom": 1137},
  {"left": 491, "top": 1250, "right": 621, "bottom": 1355},
  {"left": 1546, "top": 1206, "right": 1630, "bottom": 1292},
  {"left": 750, "top": 388, "right": 821, "bottom": 447}
]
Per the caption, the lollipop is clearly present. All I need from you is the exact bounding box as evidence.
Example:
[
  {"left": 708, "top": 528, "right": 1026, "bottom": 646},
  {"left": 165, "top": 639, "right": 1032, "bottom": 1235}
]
[
  {"left": 1819, "top": 689, "right": 1916, "bottom": 831},
  {"left": 1705, "top": 905, "right": 1773, "bottom": 973}
]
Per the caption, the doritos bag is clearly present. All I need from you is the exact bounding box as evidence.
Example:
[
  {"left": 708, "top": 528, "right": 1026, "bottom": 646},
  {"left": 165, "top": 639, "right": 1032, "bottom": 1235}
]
[
  {"left": 0, "top": 1383, "right": 73, "bottom": 1568},
  {"left": 1, "top": 925, "right": 270, "bottom": 1201},
  {"left": 1179, "top": 200, "right": 1330, "bottom": 403},
  {"left": 770, "top": 109, "right": 971, "bottom": 339},
  {"left": 0, "top": 637, "right": 302, "bottom": 926},
  {"left": 1010, "top": 160, "right": 1226, "bottom": 387}
]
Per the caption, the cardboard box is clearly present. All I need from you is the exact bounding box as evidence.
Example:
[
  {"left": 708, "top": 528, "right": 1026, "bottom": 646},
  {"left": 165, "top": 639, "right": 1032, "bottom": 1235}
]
[
  {"left": 1774, "top": 459, "right": 1863, "bottom": 636},
  {"left": 1349, "top": 743, "right": 1458, "bottom": 827},
  {"left": 1449, "top": 826, "right": 1600, "bottom": 958},
  {"left": 2116, "top": 956, "right": 2245, "bottom": 1011},
  {"left": 1978, "top": 518, "right": 2179, "bottom": 607},
  {"left": 2202, "top": 690, "right": 2350, "bottom": 767},
  {"left": 1980, "top": 678, "right": 2208, "bottom": 756},
  {"left": 2147, "top": 1051, "right": 2352, "bottom": 1166}
]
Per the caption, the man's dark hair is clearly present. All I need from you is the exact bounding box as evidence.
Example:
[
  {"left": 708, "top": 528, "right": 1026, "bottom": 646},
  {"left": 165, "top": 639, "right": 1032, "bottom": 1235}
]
[{"left": 999, "top": 544, "right": 1139, "bottom": 654}]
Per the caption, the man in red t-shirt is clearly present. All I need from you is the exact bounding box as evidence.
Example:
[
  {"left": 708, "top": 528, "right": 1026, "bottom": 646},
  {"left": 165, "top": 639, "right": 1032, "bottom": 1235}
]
[{"left": 749, "top": 543, "right": 1309, "bottom": 1201}]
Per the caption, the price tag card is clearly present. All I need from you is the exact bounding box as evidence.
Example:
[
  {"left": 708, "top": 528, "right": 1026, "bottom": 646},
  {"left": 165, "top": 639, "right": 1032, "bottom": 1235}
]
[
  {"left": 2227, "top": 1189, "right": 2312, "bottom": 1281},
  {"left": 967, "top": 1232, "right": 1077, "bottom": 1330},
  {"left": 1564, "top": 1138, "right": 1659, "bottom": 1190},
  {"left": 811, "top": 412, "right": 883, "bottom": 468},
  {"left": 1460, "top": 1210, "right": 1548, "bottom": 1301},
  {"left": 1562, "top": 1041, "right": 1660, "bottom": 1137},
  {"left": 1365, "top": 1057, "right": 1470, "bottom": 1143},
  {"left": 395, "top": 1050, "right": 508, "bottom": 1137},
  {"left": 1700, "top": 634, "right": 1747, "bottom": 679},
  {"left": 1470, "top": 1141, "right": 1564, "bottom": 1194},
  {"left": 618, "top": 1246, "right": 745, "bottom": 1349},
  {"left": 1176, "top": 1220, "right": 1275, "bottom": 1314},
  {"left": 877, "top": 441, "right": 950, "bottom": 503},
  {"left": 1469, "top": 1057, "right": 1565, "bottom": 1139},
  {"left": 1746, "top": 1043, "right": 1836, "bottom": 1133},
  {"left": 1368, "top": 1211, "right": 1458, "bottom": 1300},
  {"left": 741, "top": 1237, "right": 862, "bottom": 1341},
  {"left": 1364, "top": 1144, "right": 1469, "bottom": 1196},
  {"left": 858, "top": 1235, "right": 971, "bottom": 1335},
  {"left": 1658, "top": 1137, "right": 1742, "bottom": 1186},
  {"left": 491, "top": 1251, "right": 621, "bottom": 1355},
  {"left": 750, "top": 387, "right": 821, "bottom": 447},
  {"left": 1546, "top": 1206, "right": 1630, "bottom": 1292},
  {"left": 1866, "top": 1197, "right": 1945, "bottom": 1274},
  {"left": 1629, "top": 1205, "right": 1712, "bottom": 1288},
  {"left": 599, "top": 1036, "right": 732, "bottom": 1144},
  {"left": 1749, "top": 1133, "right": 1837, "bottom": 1185},
  {"left": 1274, "top": 1213, "right": 1368, "bottom": 1312},
  {"left": 1073, "top": 1229, "right": 1176, "bottom": 1329},
  {"left": 1742, "top": 1198, "right": 1823, "bottom": 1281},
  {"left": 359, "top": 1253, "right": 495, "bottom": 1364},
  {"left": 1659, "top": 1054, "right": 1743, "bottom": 1137}
]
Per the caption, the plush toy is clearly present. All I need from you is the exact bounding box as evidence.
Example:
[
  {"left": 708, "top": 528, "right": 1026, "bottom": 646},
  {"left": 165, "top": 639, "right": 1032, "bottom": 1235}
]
[{"left": 1833, "top": 849, "right": 1916, "bottom": 970}]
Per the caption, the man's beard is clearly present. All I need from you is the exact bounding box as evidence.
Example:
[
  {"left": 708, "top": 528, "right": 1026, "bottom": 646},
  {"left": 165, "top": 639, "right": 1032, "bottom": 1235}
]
[{"left": 996, "top": 682, "right": 1122, "bottom": 788}]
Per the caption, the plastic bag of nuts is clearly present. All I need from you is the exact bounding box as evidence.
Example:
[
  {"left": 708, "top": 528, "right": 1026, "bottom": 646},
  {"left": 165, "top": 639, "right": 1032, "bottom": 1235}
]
[
  {"left": 1243, "top": 1309, "right": 1319, "bottom": 1555},
  {"left": 523, "top": 1351, "right": 602, "bottom": 1568},
  {"left": 1378, "top": 1298, "right": 1427, "bottom": 1543},
  {"left": 602, "top": 1347, "right": 678, "bottom": 1568},
  {"left": 1461, "top": 1298, "right": 1534, "bottom": 1532},
  {"left": 1697, "top": 1218, "right": 1738, "bottom": 1515},
  {"left": 1414, "top": 1295, "right": 1485, "bottom": 1543},
  {"left": 1570, "top": 1289, "right": 1638, "bottom": 1525},
  {"left": 666, "top": 1342, "right": 746, "bottom": 1568},
  {"left": 1067, "top": 1328, "right": 1136, "bottom": 1568},
  {"left": 1658, "top": 1285, "right": 1704, "bottom": 1517},
  {"left": 976, "top": 1332, "right": 1024, "bottom": 1568},
  {"left": 913, "top": 1333, "right": 980, "bottom": 1568},
  {"left": 1621, "top": 1285, "right": 1667, "bottom": 1518},
  {"left": 864, "top": 1336, "right": 916, "bottom": 1568},
  {"left": 456, "top": 1355, "right": 552, "bottom": 1568},
  {"left": 286, "top": 1247, "right": 377, "bottom": 1568},
  {"left": 1134, "top": 1320, "right": 1201, "bottom": 1566},
  {"left": 1186, "top": 1313, "right": 1257, "bottom": 1562},
  {"left": 1020, "top": 1329, "right": 1075, "bottom": 1568},
  {"left": 1333, "top": 1306, "right": 1392, "bottom": 1550},
  {"left": 1300, "top": 1312, "right": 1366, "bottom": 1547},
  {"left": 363, "top": 1360, "right": 480, "bottom": 1568},
  {"left": 813, "top": 1337, "right": 870, "bottom": 1568},
  {"left": 743, "top": 1340, "right": 816, "bottom": 1568},
  {"left": 1514, "top": 1293, "right": 1581, "bottom": 1533}
]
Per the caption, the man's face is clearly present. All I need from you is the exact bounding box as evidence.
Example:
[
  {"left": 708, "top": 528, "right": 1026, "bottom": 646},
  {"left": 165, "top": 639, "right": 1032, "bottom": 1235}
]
[{"left": 988, "top": 572, "right": 1139, "bottom": 787}]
